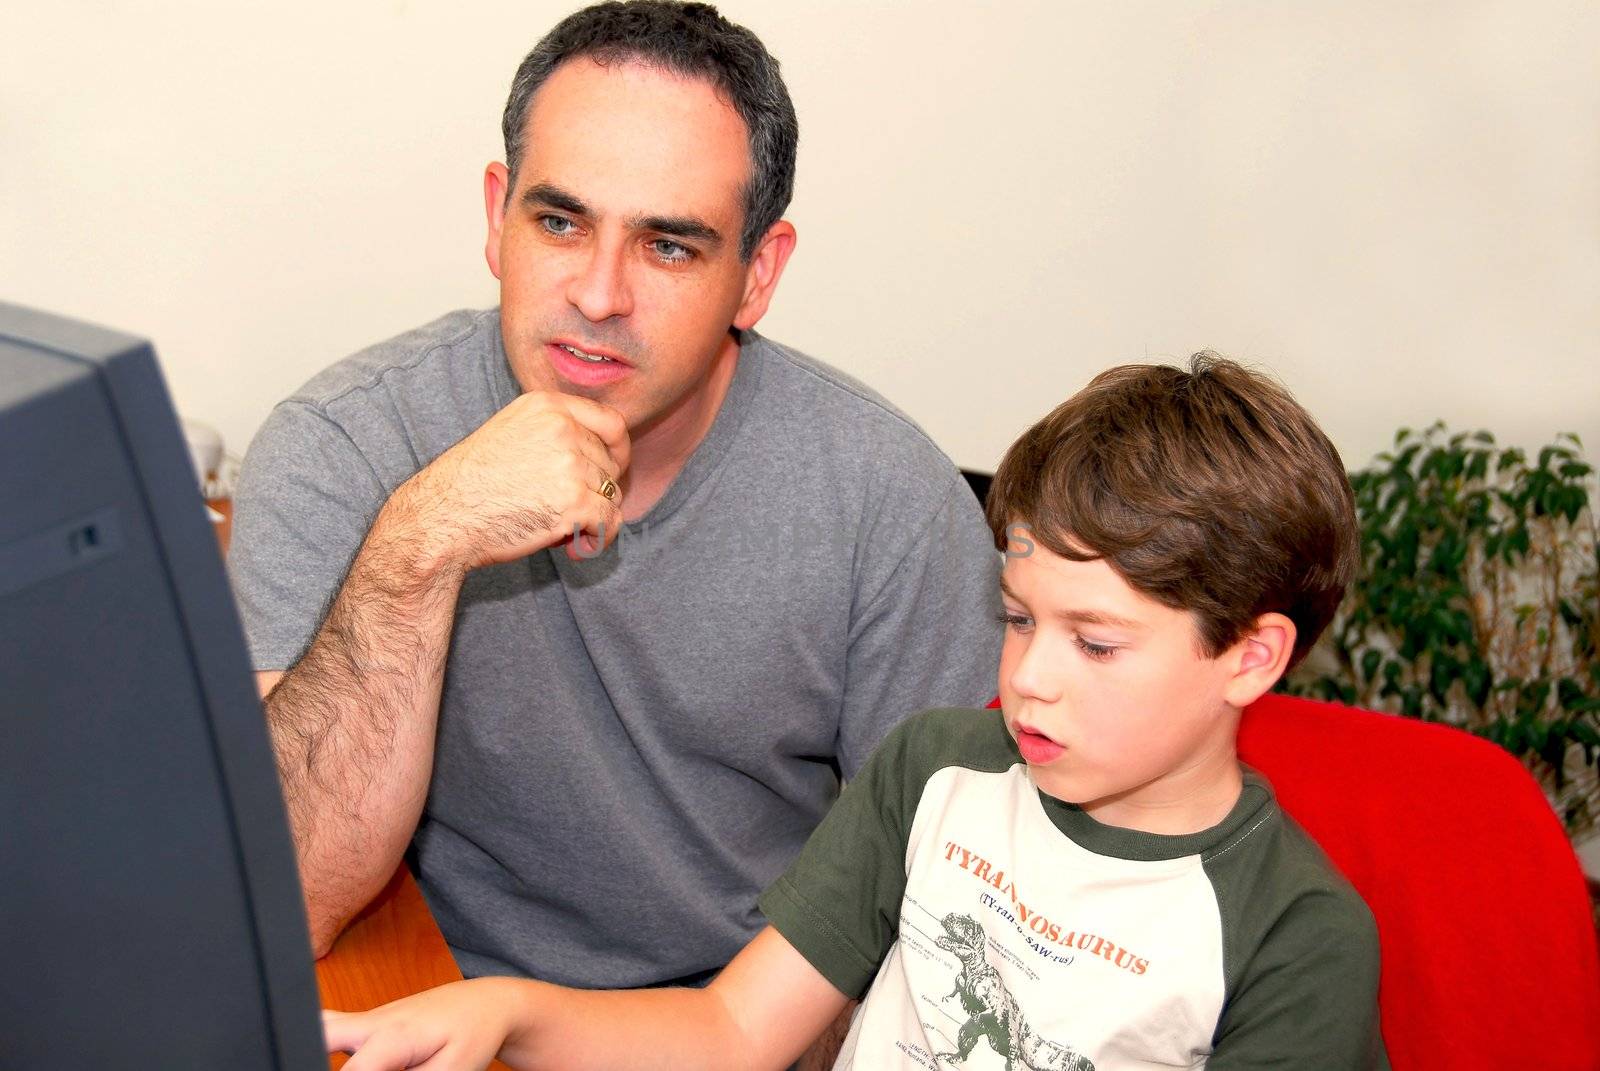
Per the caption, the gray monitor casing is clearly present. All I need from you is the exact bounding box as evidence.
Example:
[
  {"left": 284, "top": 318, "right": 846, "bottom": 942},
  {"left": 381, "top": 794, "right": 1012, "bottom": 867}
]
[{"left": 0, "top": 301, "right": 324, "bottom": 1068}]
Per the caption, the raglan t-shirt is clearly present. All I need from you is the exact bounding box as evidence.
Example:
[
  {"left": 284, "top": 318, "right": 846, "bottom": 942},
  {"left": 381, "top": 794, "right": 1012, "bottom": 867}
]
[{"left": 759, "top": 708, "right": 1387, "bottom": 1070}]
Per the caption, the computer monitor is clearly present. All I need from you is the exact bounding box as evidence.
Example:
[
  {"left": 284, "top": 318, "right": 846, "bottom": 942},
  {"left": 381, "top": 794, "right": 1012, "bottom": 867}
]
[{"left": 0, "top": 301, "right": 325, "bottom": 1068}]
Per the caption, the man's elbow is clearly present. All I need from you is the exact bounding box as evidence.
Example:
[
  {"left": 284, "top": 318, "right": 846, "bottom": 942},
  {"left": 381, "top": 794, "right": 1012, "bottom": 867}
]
[
  {"left": 309, "top": 930, "right": 338, "bottom": 960},
  {"left": 306, "top": 916, "right": 341, "bottom": 960},
  {"left": 303, "top": 892, "right": 353, "bottom": 960}
]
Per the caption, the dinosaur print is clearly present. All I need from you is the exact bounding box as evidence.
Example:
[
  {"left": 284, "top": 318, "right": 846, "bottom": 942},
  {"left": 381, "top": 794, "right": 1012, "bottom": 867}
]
[{"left": 933, "top": 913, "right": 1095, "bottom": 1071}]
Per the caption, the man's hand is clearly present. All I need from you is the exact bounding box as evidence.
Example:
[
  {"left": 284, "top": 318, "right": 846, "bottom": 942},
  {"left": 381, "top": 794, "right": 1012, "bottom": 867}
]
[{"left": 395, "top": 391, "right": 631, "bottom": 570}]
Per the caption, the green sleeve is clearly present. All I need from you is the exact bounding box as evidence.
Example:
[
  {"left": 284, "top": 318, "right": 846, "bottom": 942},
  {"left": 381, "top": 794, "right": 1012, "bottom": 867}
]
[
  {"left": 1208, "top": 883, "right": 1388, "bottom": 1070},
  {"left": 758, "top": 709, "right": 974, "bottom": 999}
]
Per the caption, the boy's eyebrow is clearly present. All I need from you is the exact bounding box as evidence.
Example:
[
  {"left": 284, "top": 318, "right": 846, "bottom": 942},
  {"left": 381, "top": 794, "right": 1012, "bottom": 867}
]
[
  {"left": 998, "top": 578, "right": 1144, "bottom": 631},
  {"left": 519, "top": 183, "right": 723, "bottom": 247},
  {"left": 1053, "top": 608, "right": 1146, "bottom": 631}
]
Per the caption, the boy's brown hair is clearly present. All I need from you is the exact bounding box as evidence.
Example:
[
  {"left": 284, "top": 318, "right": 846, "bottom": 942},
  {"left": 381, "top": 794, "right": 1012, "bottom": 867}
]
[{"left": 986, "top": 353, "right": 1359, "bottom": 667}]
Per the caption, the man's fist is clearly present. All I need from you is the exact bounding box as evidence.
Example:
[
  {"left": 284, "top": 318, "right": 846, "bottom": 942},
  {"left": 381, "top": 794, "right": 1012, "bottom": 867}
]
[{"left": 392, "top": 391, "right": 631, "bottom": 571}]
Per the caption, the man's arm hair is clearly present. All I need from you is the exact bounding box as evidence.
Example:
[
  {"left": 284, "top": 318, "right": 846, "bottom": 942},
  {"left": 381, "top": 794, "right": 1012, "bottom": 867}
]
[
  {"left": 248, "top": 392, "right": 625, "bottom": 956},
  {"left": 264, "top": 489, "right": 467, "bottom": 957}
]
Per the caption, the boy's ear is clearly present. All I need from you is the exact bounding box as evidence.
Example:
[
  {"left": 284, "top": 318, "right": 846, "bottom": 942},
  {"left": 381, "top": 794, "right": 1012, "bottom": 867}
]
[{"left": 1221, "top": 612, "right": 1297, "bottom": 708}]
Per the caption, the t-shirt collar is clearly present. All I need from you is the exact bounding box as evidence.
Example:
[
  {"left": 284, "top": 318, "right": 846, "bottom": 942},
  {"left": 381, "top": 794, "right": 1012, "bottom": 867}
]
[{"left": 1033, "top": 765, "right": 1276, "bottom": 862}]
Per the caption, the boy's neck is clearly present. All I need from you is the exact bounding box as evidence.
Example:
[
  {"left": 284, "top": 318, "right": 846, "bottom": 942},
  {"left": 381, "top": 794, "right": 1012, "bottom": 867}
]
[{"left": 1084, "top": 738, "right": 1246, "bottom": 837}]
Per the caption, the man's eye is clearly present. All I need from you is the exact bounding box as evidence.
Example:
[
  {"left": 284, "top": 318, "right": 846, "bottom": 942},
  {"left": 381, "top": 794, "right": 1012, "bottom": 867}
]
[
  {"left": 651, "top": 239, "right": 692, "bottom": 263},
  {"left": 540, "top": 215, "right": 576, "bottom": 237}
]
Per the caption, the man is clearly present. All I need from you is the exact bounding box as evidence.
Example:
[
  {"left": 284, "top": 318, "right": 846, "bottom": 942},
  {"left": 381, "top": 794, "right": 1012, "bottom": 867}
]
[{"left": 230, "top": 0, "right": 1000, "bottom": 996}]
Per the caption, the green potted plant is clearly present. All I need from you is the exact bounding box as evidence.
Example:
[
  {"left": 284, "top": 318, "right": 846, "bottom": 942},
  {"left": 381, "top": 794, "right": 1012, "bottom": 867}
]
[{"left": 1285, "top": 423, "right": 1600, "bottom": 850}]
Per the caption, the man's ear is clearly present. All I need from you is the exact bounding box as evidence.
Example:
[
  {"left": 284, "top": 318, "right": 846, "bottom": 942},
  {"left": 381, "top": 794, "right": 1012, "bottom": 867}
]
[
  {"left": 732, "top": 220, "right": 797, "bottom": 331},
  {"left": 1221, "top": 612, "right": 1298, "bottom": 709},
  {"left": 483, "top": 162, "right": 511, "bottom": 280}
]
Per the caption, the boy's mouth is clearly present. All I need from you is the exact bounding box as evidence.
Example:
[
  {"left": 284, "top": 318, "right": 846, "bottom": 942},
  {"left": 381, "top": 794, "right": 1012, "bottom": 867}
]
[{"left": 1013, "top": 724, "right": 1066, "bottom": 765}]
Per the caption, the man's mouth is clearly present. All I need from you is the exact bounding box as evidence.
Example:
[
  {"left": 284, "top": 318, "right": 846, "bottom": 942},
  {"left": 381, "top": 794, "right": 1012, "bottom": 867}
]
[
  {"left": 546, "top": 339, "right": 633, "bottom": 389},
  {"left": 558, "top": 342, "right": 621, "bottom": 365}
]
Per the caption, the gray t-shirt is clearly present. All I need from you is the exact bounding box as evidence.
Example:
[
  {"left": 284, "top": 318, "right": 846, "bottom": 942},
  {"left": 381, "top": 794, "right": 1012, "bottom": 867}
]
[{"left": 229, "top": 308, "right": 1004, "bottom": 986}]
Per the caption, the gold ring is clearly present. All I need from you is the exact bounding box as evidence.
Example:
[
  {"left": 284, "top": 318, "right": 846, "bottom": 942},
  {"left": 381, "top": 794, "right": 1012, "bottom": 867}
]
[{"left": 597, "top": 477, "right": 619, "bottom": 501}]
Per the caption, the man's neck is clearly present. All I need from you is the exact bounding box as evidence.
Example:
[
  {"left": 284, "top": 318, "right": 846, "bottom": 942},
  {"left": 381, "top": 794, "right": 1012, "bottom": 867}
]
[{"left": 619, "top": 331, "right": 741, "bottom": 521}]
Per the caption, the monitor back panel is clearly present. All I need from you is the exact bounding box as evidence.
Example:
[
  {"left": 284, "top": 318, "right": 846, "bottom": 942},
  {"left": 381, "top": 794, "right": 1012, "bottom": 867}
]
[{"left": 0, "top": 311, "right": 323, "bottom": 1068}]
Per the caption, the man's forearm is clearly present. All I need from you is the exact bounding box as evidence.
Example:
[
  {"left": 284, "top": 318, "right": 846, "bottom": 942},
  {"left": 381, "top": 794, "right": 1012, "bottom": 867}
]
[{"left": 266, "top": 490, "right": 467, "bottom": 954}]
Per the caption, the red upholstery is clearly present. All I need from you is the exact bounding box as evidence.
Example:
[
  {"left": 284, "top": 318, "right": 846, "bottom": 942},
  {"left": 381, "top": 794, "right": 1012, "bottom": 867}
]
[
  {"left": 1238, "top": 692, "right": 1600, "bottom": 1070},
  {"left": 983, "top": 691, "right": 1600, "bottom": 1067}
]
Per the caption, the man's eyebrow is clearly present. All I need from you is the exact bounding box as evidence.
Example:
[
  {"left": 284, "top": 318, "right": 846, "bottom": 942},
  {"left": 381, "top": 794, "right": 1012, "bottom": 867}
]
[
  {"left": 519, "top": 185, "right": 724, "bottom": 248},
  {"left": 628, "top": 212, "right": 723, "bottom": 247},
  {"left": 521, "top": 183, "right": 588, "bottom": 216}
]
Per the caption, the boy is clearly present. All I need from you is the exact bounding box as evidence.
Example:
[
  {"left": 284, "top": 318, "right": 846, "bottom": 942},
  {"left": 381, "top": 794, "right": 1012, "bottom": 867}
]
[{"left": 323, "top": 355, "right": 1386, "bottom": 1070}]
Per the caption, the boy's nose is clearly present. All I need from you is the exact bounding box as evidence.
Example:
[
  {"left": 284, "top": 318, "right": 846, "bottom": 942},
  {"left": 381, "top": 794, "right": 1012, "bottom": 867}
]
[{"left": 1006, "top": 643, "right": 1062, "bottom": 703}]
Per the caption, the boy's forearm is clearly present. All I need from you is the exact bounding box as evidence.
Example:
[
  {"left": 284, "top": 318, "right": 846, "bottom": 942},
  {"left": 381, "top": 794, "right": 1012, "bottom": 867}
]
[
  {"left": 322, "top": 927, "right": 845, "bottom": 1069},
  {"left": 493, "top": 978, "right": 762, "bottom": 1071}
]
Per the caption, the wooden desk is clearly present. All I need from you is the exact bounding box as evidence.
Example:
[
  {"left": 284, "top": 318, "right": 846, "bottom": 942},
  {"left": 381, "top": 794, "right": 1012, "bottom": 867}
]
[{"left": 316, "top": 866, "right": 514, "bottom": 1071}]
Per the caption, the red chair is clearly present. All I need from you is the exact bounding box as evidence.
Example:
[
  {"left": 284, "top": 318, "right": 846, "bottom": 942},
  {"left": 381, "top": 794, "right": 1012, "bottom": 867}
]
[{"left": 1238, "top": 692, "right": 1600, "bottom": 1070}]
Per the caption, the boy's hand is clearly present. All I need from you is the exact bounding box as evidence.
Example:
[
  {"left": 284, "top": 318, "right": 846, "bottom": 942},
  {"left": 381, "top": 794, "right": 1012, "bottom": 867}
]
[
  {"left": 321, "top": 927, "right": 849, "bottom": 1071},
  {"left": 323, "top": 978, "right": 523, "bottom": 1071}
]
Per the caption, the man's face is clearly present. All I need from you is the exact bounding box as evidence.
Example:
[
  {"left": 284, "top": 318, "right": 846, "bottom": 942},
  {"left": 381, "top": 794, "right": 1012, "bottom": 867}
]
[
  {"left": 485, "top": 58, "right": 785, "bottom": 440},
  {"left": 997, "top": 539, "right": 1243, "bottom": 830}
]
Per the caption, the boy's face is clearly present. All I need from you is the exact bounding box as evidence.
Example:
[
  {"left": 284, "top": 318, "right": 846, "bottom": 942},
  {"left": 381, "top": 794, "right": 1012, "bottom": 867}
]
[{"left": 998, "top": 539, "right": 1248, "bottom": 834}]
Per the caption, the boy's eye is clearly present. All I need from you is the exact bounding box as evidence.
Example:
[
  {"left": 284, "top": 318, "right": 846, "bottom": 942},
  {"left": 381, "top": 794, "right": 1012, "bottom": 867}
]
[
  {"left": 539, "top": 214, "right": 577, "bottom": 237},
  {"left": 998, "top": 611, "right": 1034, "bottom": 633},
  {"left": 1074, "top": 636, "right": 1118, "bottom": 661},
  {"left": 650, "top": 238, "right": 693, "bottom": 263}
]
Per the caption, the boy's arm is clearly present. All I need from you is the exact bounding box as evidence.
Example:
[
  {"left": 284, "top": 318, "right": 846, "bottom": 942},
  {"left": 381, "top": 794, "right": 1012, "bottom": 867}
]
[
  {"left": 322, "top": 926, "right": 850, "bottom": 1071},
  {"left": 1207, "top": 891, "right": 1387, "bottom": 1071}
]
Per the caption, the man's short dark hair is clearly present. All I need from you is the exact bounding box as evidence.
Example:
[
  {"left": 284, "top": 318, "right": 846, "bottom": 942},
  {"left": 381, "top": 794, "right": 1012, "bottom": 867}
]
[
  {"left": 502, "top": 0, "right": 798, "bottom": 261},
  {"left": 986, "top": 353, "right": 1360, "bottom": 668}
]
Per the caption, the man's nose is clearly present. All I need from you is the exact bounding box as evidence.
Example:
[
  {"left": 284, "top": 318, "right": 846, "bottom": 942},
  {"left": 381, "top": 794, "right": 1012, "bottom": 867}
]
[{"left": 566, "top": 238, "right": 634, "bottom": 322}]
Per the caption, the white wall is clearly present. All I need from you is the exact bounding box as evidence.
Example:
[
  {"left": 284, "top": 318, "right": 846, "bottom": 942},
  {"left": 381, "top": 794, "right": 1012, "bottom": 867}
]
[{"left": 4, "top": 0, "right": 1597, "bottom": 475}]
